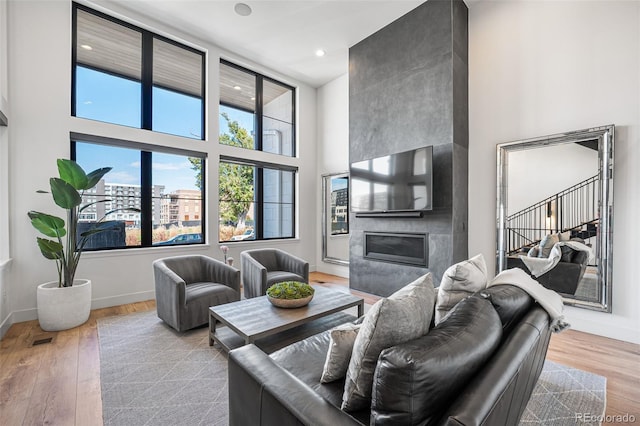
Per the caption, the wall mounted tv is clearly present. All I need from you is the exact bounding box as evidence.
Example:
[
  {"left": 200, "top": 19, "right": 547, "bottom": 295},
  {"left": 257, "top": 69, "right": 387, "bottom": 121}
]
[{"left": 350, "top": 146, "right": 433, "bottom": 213}]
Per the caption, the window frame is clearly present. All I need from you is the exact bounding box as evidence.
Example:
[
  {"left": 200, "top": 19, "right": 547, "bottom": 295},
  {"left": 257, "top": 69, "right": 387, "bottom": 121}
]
[
  {"left": 220, "top": 59, "right": 296, "bottom": 156},
  {"left": 219, "top": 155, "right": 297, "bottom": 243},
  {"left": 71, "top": 3, "right": 206, "bottom": 140},
  {"left": 71, "top": 132, "right": 207, "bottom": 251}
]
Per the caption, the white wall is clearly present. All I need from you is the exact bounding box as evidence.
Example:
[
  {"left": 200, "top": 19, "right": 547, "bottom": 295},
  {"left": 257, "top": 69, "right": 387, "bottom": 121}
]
[
  {"left": 316, "top": 74, "right": 349, "bottom": 277},
  {"left": 507, "top": 142, "right": 598, "bottom": 215},
  {"left": 469, "top": 0, "right": 640, "bottom": 343},
  {"left": 4, "top": 0, "right": 317, "bottom": 330},
  {"left": 0, "top": 0, "right": 10, "bottom": 337}
]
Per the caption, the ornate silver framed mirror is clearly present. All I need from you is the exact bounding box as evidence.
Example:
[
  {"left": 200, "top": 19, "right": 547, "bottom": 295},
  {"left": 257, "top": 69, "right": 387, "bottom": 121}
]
[
  {"left": 322, "top": 172, "right": 349, "bottom": 265},
  {"left": 497, "top": 125, "right": 614, "bottom": 312}
]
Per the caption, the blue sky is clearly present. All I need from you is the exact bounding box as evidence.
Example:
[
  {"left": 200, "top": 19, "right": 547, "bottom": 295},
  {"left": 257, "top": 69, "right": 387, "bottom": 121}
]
[{"left": 75, "top": 66, "right": 209, "bottom": 193}]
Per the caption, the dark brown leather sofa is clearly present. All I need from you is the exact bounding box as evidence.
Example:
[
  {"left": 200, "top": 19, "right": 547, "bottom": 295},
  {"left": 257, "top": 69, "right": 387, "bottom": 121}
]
[{"left": 228, "top": 285, "right": 552, "bottom": 426}]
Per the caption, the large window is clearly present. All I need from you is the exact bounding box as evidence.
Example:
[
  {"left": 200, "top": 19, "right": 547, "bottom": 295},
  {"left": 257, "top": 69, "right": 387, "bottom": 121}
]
[
  {"left": 219, "top": 158, "right": 295, "bottom": 242},
  {"left": 219, "top": 60, "right": 295, "bottom": 156},
  {"left": 72, "top": 4, "right": 205, "bottom": 139},
  {"left": 72, "top": 135, "right": 205, "bottom": 250}
]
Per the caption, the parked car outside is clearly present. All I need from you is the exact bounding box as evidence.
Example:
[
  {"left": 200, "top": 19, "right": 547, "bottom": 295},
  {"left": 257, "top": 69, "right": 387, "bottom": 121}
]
[
  {"left": 154, "top": 233, "right": 203, "bottom": 246},
  {"left": 230, "top": 229, "right": 255, "bottom": 241}
]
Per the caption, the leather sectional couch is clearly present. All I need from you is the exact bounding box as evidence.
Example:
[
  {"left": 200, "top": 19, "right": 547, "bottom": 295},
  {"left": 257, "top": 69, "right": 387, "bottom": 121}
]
[
  {"left": 228, "top": 284, "right": 552, "bottom": 425},
  {"left": 507, "top": 249, "right": 588, "bottom": 295}
]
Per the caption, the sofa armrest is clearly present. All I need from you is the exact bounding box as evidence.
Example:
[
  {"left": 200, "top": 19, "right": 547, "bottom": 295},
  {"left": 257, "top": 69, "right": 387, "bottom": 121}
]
[
  {"left": 228, "top": 344, "right": 363, "bottom": 426},
  {"left": 241, "top": 252, "right": 268, "bottom": 298},
  {"left": 153, "top": 260, "right": 186, "bottom": 306},
  {"left": 440, "top": 308, "right": 551, "bottom": 426}
]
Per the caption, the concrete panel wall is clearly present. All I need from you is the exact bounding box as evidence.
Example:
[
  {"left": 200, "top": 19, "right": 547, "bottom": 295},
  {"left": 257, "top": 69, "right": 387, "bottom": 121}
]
[{"left": 349, "top": 0, "right": 468, "bottom": 295}]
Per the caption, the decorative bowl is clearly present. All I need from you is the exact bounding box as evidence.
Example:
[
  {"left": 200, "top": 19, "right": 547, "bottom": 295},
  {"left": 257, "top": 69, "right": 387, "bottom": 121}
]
[{"left": 268, "top": 294, "right": 314, "bottom": 308}]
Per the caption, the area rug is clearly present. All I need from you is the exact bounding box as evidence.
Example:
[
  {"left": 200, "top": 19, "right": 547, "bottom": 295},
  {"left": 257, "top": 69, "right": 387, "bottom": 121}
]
[{"left": 98, "top": 310, "right": 607, "bottom": 426}]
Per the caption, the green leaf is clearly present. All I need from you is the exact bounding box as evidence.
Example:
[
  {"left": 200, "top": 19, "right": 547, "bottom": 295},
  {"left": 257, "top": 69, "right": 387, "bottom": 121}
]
[
  {"left": 50, "top": 177, "right": 82, "bottom": 209},
  {"left": 36, "top": 237, "right": 63, "bottom": 259},
  {"left": 57, "top": 159, "right": 88, "bottom": 190},
  {"left": 28, "top": 211, "right": 66, "bottom": 238},
  {"left": 85, "top": 167, "right": 112, "bottom": 189}
]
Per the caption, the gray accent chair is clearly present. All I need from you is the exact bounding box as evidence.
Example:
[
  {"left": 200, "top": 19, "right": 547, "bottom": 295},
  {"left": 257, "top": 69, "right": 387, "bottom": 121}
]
[
  {"left": 153, "top": 255, "right": 240, "bottom": 332},
  {"left": 240, "top": 248, "right": 309, "bottom": 299}
]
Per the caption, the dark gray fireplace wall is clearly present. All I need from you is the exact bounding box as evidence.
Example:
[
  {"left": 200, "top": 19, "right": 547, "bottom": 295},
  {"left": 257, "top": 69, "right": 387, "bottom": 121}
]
[{"left": 349, "top": 0, "right": 468, "bottom": 296}]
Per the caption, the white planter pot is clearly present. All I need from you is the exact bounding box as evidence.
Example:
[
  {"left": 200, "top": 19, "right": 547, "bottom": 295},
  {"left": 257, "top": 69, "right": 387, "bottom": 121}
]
[{"left": 37, "top": 279, "right": 92, "bottom": 331}]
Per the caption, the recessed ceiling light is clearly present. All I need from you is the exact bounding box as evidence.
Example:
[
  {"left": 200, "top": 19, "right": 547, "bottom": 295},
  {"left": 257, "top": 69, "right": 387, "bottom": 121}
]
[
  {"left": 234, "top": 3, "right": 252, "bottom": 17},
  {"left": 233, "top": 85, "right": 242, "bottom": 91},
  {"left": 315, "top": 49, "right": 326, "bottom": 57},
  {"left": 250, "top": 97, "right": 255, "bottom": 101},
  {"left": 80, "top": 44, "right": 93, "bottom": 51}
]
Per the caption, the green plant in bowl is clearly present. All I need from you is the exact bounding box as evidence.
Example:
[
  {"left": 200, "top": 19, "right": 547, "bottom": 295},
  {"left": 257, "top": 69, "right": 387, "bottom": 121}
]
[{"left": 267, "top": 281, "right": 315, "bottom": 299}]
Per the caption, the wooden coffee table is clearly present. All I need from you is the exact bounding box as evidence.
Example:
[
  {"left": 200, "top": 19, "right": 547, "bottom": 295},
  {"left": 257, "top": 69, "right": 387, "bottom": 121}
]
[{"left": 209, "top": 286, "right": 364, "bottom": 353}]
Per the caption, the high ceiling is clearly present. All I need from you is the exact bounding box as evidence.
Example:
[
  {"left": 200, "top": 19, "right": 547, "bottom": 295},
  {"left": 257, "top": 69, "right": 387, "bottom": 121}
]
[{"left": 105, "top": 0, "right": 426, "bottom": 88}]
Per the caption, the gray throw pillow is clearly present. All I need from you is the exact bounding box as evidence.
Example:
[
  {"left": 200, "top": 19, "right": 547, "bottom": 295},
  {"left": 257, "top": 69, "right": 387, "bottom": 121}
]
[
  {"left": 527, "top": 245, "right": 540, "bottom": 257},
  {"left": 320, "top": 323, "right": 362, "bottom": 383},
  {"left": 434, "top": 254, "right": 488, "bottom": 325},
  {"left": 341, "top": 273, "right": 435, "bottom": 412},
  {"left": 538, "top": 233, "right": 559, "bottom": 258},
  {"left": 560, "top": 245, "right": 575, "bottom": 263}
]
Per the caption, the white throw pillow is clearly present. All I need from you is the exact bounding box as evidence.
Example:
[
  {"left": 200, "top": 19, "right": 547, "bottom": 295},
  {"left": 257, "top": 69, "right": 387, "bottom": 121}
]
[
  {"left": 341, "top": 273, "right": 435, "bottom": 412},
  {"left": 538, "top": 233, "right": 560, "bottom": 258},
  {"left": 320, "top": 323, "right": 362, "bottom": 383},
  {"left": 558, "top": 231, "right": 571, "bottom": 242},
  {"left": 434, "top": 254, "right": 488, "bottom": 324}
]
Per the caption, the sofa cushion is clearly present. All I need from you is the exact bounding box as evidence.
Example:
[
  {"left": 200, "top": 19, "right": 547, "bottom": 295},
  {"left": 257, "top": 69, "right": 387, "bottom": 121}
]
[
  {"left": 266, "top": 271, "right": 306, "bottom": 286},
  {"left": 342, "top": 273, "right": 435, "bottom": 412},
  {"left": 370, "top": 295, "right": 503, "bottom": 425},
  {"left": 321, "top": 323, "right": 362, "bottom": 383},
  {"left": 269, "top": 328, "right": 372, "bottom": 425},
  {"left": 538, "top": 233, "right": 560, "bottom": 258},
  {"left": 435, "top": 254, "right": 488, "bottom": 324}
]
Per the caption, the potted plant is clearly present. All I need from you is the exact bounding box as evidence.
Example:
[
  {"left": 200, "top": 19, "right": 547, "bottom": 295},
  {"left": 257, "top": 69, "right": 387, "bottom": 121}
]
[
  {"left": 28, "top": 159, "right": 136, "bottom": 331},
  {"left": 266, "top": 281, "right": 315, "bottom": 308}
]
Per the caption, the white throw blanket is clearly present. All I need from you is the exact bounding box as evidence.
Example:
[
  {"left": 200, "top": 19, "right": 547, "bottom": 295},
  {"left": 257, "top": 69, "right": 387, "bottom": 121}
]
[
  {"left": 488, "top": 268, "right": 570, "bottom": 332},
  {"left": 519, "top": 241, "right": 593, "bottom": 277}
]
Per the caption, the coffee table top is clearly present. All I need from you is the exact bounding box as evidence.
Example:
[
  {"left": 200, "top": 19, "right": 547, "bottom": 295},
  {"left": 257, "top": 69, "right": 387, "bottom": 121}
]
[{"left": 209, "top": 286, "right": 363, "bottom": 342}]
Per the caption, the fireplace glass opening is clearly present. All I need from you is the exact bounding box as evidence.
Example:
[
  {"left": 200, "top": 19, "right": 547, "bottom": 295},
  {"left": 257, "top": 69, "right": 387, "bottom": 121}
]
[{"left": 363, "top": 232, "right": 428, "bottom": 267}]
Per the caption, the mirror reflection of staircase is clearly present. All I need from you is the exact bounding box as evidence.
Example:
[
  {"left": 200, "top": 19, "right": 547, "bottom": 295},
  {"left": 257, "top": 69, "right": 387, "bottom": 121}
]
[{"left": 506, "top": 174, "right": 599, "bottom": 256}]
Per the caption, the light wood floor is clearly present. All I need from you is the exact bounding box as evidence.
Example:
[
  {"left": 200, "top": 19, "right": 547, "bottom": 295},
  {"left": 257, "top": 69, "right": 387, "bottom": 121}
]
[{"left": 1, "top": 272, "right": 638, "bottom": 425}]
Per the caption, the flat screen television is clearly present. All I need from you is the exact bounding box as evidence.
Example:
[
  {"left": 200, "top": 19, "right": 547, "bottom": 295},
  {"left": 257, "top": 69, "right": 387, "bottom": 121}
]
[{"left": 350, "top": 146, "right": 433, "bottom": 213}]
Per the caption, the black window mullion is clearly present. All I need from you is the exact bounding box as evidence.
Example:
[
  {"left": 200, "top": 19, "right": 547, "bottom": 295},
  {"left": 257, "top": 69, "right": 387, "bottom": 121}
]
[
  {"left": 200, "top": 159, "right": 207, "bottom": 243},
  {"left": 256, "top": 167, "right": 263, "bottom": 240},
  {"left": 256, "top": 76, "right": 263, "bottom": 151},
  {"left": 141, "top": 151, "right": 153, "bottom": 246},
  {"left": 71, "top": 6, "right": 78, "bottom": 117},
  {"left": 141, "top": 33, "right": 154, "bottom": 130},
  {"left": 291, "top": 88, "right": 296, "bottom": 157},
  {"left": 200, "top": 53, "right": 206, "bottom": 141}
]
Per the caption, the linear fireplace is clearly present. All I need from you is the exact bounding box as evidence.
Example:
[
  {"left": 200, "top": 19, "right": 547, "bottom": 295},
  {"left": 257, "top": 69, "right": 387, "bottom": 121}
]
[{"left": 363, "top": 232, "right": 428, "bottom": 267}]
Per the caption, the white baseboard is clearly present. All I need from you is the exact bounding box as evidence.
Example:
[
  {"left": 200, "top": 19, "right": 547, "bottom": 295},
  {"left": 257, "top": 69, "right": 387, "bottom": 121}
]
[
  {"left": 91, "top": 290, "right": 156, "bottom": 310},
  {"left": 11, "top": 307, "right": 37, "bottom": 323},
  {"left": 0, "top": 290, "right": 157, "bottom": 338},
  {"left": 568, "top": 317, "right": 640, "bottom": 344},
  {"left": 0, "top": 312, "right": 12, "bottom": 340},
  {"left": 315, "top": 263, "right": 349, "bottom": 278}
]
